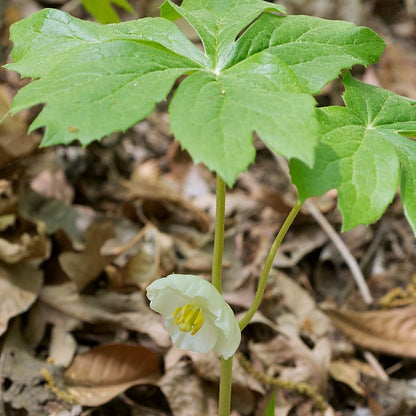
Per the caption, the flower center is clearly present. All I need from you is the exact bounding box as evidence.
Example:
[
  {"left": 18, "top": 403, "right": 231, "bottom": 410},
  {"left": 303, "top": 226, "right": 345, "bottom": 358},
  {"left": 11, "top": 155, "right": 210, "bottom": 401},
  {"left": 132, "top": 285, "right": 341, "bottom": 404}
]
[{"left": 173, "top": 303, "right": 205, "bottom": 335}]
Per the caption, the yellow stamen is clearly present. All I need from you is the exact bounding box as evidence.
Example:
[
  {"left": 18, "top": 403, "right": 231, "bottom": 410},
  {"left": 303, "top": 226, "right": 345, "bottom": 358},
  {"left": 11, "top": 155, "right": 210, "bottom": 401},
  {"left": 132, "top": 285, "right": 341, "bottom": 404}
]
[{"left": 173, "top": 303, "right": 205, "bottom": 335}]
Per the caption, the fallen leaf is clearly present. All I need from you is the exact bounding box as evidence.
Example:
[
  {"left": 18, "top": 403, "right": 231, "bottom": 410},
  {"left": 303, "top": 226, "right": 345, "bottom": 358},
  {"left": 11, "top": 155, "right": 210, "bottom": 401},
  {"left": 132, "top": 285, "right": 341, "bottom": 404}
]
[
  {"left": 322, "top": 305, "right": 416, "bottom": 357},
  {"left": 189, "top": 350, "right": 264, "bottom": 394},
  {"left": 164, "top": 348, "right": 263, "bottom": 415},
  {"left": 249, "top": 336, "right": 331, "bottom": 393},
  {"left": 274, "top": 225, "right": 328, "bottom": 268},
  {"left": 49, "top": 325, "right": 77, "bottom": 368},
  {"left": 24, "top": 300, "right": 80, "bottom": 366},
  {"left": 0, "top": 262, "right": 43, "bottom": 336},
  {"left": 39, "top": 282, "right": 171, "bottom": 347},
  {"left": 158, "top": 358, "right": 208, "bottom": 416},
  {"left": 118, "top": 225, "right": 172, "bottom": 286},
  {"left": 18, "top": 186, "right": 93, "bottom": 245},
  {"left": 0, "top": 223, "right": 50, "bottom": 264},
  {"left": 0, "top": 179, "right": 17, "bottom": 217},
  {"left": 30, "top": 166, "right": 74, "bottom": 204},
  {"left": 65, "top": 344, "right": 161, "bottom": 406},
  {"left": 59, "top": 221, "right": 116, "bottom": 291},
  {"left": 329, "top": 360, "right": 367, "bottom": 395},
  {"left": 0, "top": 85, "right": 39, "bottom": 168},
  {"left": 0, "top": 213, "right": 16, "bottom": 231},
  {"left": 266, "top": 271, "right": 332, "bottom": 338},
  {"left": 122, "top": 176, "right": 210, "bottom": 232},
  {"left": 2, "top": 320, "right": 61, "bottom": 415},
  {"left": 123, "top": 384, "right": 173, "bottom": 415}
]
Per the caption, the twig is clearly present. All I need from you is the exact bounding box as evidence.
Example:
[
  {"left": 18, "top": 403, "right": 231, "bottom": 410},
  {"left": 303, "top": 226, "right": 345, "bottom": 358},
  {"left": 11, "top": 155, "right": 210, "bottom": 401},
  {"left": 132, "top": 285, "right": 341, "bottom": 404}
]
[
  {"left": 304, "top": 199, "right": 373, "bottom": 304},
  {"left": 363, "top": 351, "right": 389, "bottom": 382}
]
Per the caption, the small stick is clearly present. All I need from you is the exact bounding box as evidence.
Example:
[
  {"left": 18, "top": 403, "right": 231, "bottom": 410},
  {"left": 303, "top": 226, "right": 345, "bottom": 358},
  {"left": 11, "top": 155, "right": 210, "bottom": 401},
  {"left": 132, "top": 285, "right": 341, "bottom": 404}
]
[
  {"left": 363, "top": 351, "right": 389, "bottom": 382},
  {"left": 304, "top": 199, "right": 373, "bottom": 304}
]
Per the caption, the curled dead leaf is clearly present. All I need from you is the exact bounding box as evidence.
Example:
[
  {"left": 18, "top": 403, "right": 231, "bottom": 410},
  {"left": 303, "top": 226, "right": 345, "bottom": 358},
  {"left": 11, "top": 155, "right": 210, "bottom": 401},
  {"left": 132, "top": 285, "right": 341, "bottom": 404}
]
[
  {"left": 0, "top": 262, "right": 43, "bottom": 335},
  {"left": 59, "top": 221, "right": 116, "bottom": 291},
  {"left": 64, "top": 344, "right": 161, "bottom": 406},
  {"left": 322, "top": 305, "right": 416, "bottom": 357},
  {"left": 0, "top": 223, "right": 50, "bottom": 264}
]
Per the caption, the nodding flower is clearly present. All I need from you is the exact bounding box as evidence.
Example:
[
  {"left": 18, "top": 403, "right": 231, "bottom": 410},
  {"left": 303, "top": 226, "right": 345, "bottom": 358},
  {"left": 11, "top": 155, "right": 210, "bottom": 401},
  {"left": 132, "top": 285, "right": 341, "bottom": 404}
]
[{"left": 146, "top": 274, "right": 241, "bottom": 359}]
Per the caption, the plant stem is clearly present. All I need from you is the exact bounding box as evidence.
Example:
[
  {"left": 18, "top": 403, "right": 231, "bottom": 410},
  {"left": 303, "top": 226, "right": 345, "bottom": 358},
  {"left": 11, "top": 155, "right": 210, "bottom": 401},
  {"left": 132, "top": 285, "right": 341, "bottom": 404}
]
[
  {"left": 218, "top": 356, "right": 233, "bottom": 416},
  {"left": 239, "top": 201, "right": 302, "bottom": 331},
  {"left": 212, "top": 174, "right": 226, "bottom": 293},
  {"left": 211, "top": 175, "right": 232, "bottom": 416}
]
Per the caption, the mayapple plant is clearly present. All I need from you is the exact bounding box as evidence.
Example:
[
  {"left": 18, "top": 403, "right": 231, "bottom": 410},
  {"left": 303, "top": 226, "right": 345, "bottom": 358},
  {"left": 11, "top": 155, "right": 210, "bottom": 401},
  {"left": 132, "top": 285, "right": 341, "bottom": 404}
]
[{"left": 3, "top": 0, "right": 416, "bottom": 414}]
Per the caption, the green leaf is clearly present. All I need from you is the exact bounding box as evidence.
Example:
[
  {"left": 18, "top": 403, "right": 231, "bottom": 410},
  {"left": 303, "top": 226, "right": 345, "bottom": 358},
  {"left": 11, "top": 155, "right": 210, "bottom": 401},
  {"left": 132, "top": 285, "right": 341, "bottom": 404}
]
[
  {"left": 6, "top": 8, "right": 204, "bottom": 147},
  {"left": 4, "top": 2, "right": 386, "bottom": 187},
  {"left": 169, "top": 51, "right": 318, "bottom": 185},
  {"left": 265, "top": 391, "right": 275, "bottom": 416},
  {"left": 291, "top": 72, "right": 416, "bottom": 232},
  {"left": 80, "top": 0, "right": 135, "bottom": 24},
  {"left": 160, "top": 0, "right": 286, "bottom": 70},
  {"left": 230, "top": 13, "right": 385, "bottom": 94}
]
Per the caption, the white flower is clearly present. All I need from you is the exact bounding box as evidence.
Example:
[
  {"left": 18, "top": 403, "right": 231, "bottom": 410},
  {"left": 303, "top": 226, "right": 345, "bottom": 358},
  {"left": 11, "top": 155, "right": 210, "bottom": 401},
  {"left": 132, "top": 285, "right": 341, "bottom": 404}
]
[{"left": 146, "top": 274, "right": 241, "bottom": 359}]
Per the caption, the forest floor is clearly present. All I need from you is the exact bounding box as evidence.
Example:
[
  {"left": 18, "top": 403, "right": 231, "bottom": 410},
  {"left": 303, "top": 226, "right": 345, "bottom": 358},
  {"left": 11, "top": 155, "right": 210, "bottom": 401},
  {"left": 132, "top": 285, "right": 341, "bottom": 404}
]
[{"left": 1, "top": 0, "right": 416, "bottom": 415}]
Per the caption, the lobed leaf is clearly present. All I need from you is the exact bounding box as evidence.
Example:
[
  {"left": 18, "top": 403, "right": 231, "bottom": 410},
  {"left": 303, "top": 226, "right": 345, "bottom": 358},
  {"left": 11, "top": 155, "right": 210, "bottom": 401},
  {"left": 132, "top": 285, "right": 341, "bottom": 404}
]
[
  {"left": 291, "top": 72, "right": 416, "bottom": 232},
  {"left": 6, "top": 9, "right": 204, "bottom": 147},
  {"left": 161, "top": 0, "right": 286, "bottom": 71},
  {"left": 169, "top": 51, "right": 318, "bottom": 185},
  {"left": 4, "top": 2, "right": 387, "bottom": 187},
  {"left": 230, "top": 13, "right": 385, "bottom": 94}
]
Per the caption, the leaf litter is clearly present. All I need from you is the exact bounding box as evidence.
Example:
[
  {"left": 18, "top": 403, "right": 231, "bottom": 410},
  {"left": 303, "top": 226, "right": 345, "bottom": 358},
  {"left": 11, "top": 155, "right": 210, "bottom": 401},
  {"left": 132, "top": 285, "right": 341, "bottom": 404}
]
[{"left": 1, "top": 1, "right": 416, "bottom": 415}]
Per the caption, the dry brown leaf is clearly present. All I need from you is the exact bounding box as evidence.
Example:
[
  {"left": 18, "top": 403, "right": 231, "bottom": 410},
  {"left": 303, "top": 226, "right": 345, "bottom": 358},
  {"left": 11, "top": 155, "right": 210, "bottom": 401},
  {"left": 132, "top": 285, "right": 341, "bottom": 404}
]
[
  {"left": 30, "top": 167, "right": 74, "bottom": 204},
  {"left": 249, "top": 335, "right": 331, "bottom": 393},
  {"left": 190, "top": 350, "right": 264, "bottom": 394},
  {"left": 266, "top": 271, "right": 331, "bottom": 338},
  {"left": 0, "top": 213, "right": 16, "bottom": 231},
  {"left": 0, "top": 179, "right": 17, "bottom": 217},
  {"left": 64, "top": 344, "right": 161, "bottom": 406},
  {"left": 122, "top": 176, "right": 210, "bottom": 232},
  {"left": 329, "top": 360, "right": 367, "bottom": 395},
  {"left": 329, "top": 358, "right": 380, "bottom": 397},
  {"left": 2, "top": 321, "right": 62, "bottom": 415},
  {"left": 18, "top": 186, "right": 94, "bottom": 245},
  {"left": 59, "top": 221, "right": 116, "bottom": 291},
  {"left": 0, "top": 262, "right": 43, "bottom": 335},
  {"left": 39, "top": 282, "right": 171, "bottom": 347},
  {"left": 274, "top": 225, "right": 328, "bottom": 268},
  {"left": 118, "top": 225, "right": 175, "bottom": 286},
  {"left": 49, "top": 325, "right": 77, "bottom": 367},
  {"left": 322, "top": 305, "right": 416, "bottom": 357},
  {"left": 0, "top": 223, "right": 50, "bottom": 264},
  {"left": 0, "top": 85, "right": 39, "bottom": 168},
  {"left": 158, "top": 358, "right": 210, "bottom": 416},
  {"left": 163, "top": 348, "right": 262, "bottom": 415}
]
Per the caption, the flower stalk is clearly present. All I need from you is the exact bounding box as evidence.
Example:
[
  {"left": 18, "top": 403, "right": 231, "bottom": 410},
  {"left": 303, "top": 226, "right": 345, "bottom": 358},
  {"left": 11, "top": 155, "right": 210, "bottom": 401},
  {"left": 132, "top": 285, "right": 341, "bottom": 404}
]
[
  {"left": 239, "top": 201, "right": 302, "bottom": 331},
  {"left": 218, "top": 356, "right": 234, "bottom": 416},
  {"left": 212, "top": 175, "right": 226, "bottom": 293}
]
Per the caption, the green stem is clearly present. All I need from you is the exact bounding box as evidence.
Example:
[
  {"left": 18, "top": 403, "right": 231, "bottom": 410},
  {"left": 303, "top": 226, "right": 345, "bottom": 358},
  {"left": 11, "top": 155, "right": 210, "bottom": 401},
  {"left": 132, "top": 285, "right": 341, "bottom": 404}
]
[
  {"left": 211, "top": 175, "right": 232, "bottom": 416},
  {"left": 212, "top": 174, "right": 226, "bottom": 293},
  {"left": 218, "top": 356, "right": 233, "bottom": 416},
  {"left": 239, "top": 201, "right": 302, "bottom": 331}
]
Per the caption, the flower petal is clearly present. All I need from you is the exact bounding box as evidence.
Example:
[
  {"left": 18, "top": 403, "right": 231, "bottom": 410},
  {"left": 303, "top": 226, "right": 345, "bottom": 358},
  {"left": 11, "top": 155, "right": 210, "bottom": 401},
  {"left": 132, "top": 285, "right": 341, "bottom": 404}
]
[
  {"left": 146, "top": 274, "right": 241, "bottom": 359},
  {"left": 166, "top": 314, "right": 218, "bottom": 353},
  {"left": 147, "top": 287, "right": 186, "bottom": 317}
]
